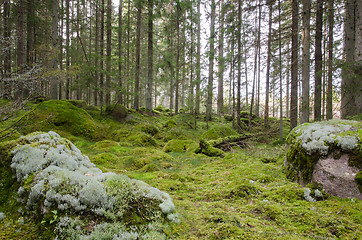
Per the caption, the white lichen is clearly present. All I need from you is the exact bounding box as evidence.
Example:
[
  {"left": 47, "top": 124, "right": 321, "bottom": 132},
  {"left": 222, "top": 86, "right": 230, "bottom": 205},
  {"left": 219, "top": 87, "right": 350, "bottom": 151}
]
[
  {"left": 0, "top": 212, "right": 5, "bottom": 221},
  {"left": 303, "top": 188, "right": 316, "bottom": 202},
  {"left": 294, "top": 120, "right": 360, "bottom": 155},
  {"left": 11, "top": 131, "right": 176, "bottom": 221}
]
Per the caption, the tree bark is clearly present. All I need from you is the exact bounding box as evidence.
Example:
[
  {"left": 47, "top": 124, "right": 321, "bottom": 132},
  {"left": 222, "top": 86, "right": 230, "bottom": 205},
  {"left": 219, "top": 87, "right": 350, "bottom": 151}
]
[
  {"left": 326, "top": 0, "right": 334, "bottom": 119},
  {"left": 3, "top": 0, "right": 12, "bottom": 99},
  {"left": 217, "top": 0, "right": 224, "bottom": 114},
  {"left": 105, "top": 0, "right": 112, "bottom": 105},
  {"left": 118, "top": 0, "right": 123, "bottom": 104},
  {"left": 290, "top": 0, "right": 299, "bottom": 130},
  {"left": 99, "top": 0, "right": 105, "bottom": 105},
  {"left": 314, "top": 0, "right": 323, "bottom": 121},
  {"left": 301, "top": 0, "right": 310, "bottom": 124},
  {"left": 15, "top": 0, "right": 25, "bottom": 99},
  {"left": 195, "top": 0, "right": 201, "bottom": 115},
  {"left": 236, "top": 0, "right": 242, "bottom": 131},
  {"left": 65, "top": 0, "right": 70, "bottom": 99},
  {"left": 264, "top": 2, "right": 273, "bottom": 127},
  {"left": 146, "top": 0, "right": 154, "bottom": 111},
  {"left": 134, "top": 0, "right": 142, "bottom": 110},
  {"left": 50, "top": 0, "right": 59, "bottom": 100},
  {"left": 206, "top": 0, "right": 216, "bottom": 121},
  {"left": 175, "top": 2, "right": 180, "bottom": 114}
]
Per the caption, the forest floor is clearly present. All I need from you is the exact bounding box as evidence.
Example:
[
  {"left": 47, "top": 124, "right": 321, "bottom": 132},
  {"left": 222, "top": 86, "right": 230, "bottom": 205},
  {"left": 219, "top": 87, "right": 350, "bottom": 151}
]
[{"left": 0, "top": 99, "right": 361, "bottom": 239}]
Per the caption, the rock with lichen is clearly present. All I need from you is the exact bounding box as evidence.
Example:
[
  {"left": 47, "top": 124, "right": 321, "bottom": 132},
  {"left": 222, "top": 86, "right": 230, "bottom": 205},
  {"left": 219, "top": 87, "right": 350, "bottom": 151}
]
[{"left": 285, "top": 119, "right": 362, "bottom": 199}]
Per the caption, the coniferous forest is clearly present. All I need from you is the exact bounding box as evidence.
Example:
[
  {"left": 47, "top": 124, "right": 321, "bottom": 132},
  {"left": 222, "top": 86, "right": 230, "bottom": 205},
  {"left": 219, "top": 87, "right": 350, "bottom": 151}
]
[{"left": 0, "top": 0, "right": 361, "bottom": 239}]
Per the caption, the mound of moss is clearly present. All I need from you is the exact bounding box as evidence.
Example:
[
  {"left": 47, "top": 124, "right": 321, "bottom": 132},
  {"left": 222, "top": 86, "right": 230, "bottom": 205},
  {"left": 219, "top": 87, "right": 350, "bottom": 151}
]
[
  {"left": 105, "top": 104, "right": 128, "bottom": 121},
  {"left": 195, "top": 139, "right": 225, "bottom": 158},
  {"left": 0, "top": 132, "right": 178, "bottom": 239},
  {"left": 202, "top": 126, "right": 237, "bottom": 140},
  {"left": 22, "top": 100, "right": 103, "bottom": 140},
  {"left": 163, "top": 139, "right": 197, "bottom": 153},
  {"left": 285, "top": 119, "right": 362, "bottom": 184}
]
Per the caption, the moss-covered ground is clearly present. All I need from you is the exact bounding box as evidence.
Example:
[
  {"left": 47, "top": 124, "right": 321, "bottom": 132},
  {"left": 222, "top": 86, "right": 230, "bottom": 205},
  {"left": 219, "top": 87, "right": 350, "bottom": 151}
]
[{"left": 0, "top": 100, "right": 361, "bottom": 239}]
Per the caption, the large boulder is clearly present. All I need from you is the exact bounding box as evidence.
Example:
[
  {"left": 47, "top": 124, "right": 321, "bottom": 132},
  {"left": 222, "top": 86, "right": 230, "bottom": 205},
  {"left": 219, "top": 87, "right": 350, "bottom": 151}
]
[
  {"left": 0, "top": 132, "right": 178, "bottom": 239},
  {"left": 285, "top": 120, "right": 362, "bottom": 199}
]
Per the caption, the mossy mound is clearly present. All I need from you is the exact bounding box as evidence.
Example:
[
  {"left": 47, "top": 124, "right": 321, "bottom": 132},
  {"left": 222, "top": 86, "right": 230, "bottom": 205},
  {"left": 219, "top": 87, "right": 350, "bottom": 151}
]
[
  {"left": 202, "top": 126, "right": 237, "bottom": 140},
  {"left": 130, "top": 147, "right": 174, "bottom": 162},
  {"left": 164, "top": 119, "right": 177, "bottom": 128},
  {"left": 127, "top": 132, "right": 158, "bottom": 147},
  {"left": 163, "top": 139, "right": 198, "bottom": 153},
  {"left": 195, "top": 139, "right": 225, "bottom": 158},
  {"left": 136, "top": 124, "right": 160, "bottom": 136},
  {"left": 105, "top": 104, "right": 128, "bottom": 121},
  {"left": 66, "top": 99, "right": 88, "bottom": 109},
  {"left": 22, "top": 100, "right": 103, "bottom": 140},
  {"left": 110, "top": 128, "right": 133, "bottom": 142},
  {"left": 285, "top": 119, "right": 362, "bottom": 187},
  {"left": 90, "top": 140, "right": 120, "bottom": 151},
  {"left": 0, "top": 132, "right": 178, "bottom": 239}
]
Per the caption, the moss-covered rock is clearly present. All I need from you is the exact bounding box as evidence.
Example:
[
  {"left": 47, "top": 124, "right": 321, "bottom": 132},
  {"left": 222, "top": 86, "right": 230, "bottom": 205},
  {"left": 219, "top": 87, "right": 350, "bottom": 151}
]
[
  {"left": 163, "top": 139, "right": 198, "bottom": 153},
  {"left": 285, "top": 120, "right": 362, "bottom": 199},
  {"left": 66, "top": 99, "right": 88, "bottom": 109},
  {"left": 0, "top": 131, "right": 177, "bottom": 239},
  {"left": 195, "top": 139, "right": 225, "bottom": 158},
  {"left": 105, "top": 104, "right": 128, "bottom": 121},
  {"left": 202, "top": 126, "right": 237, "bottom": 140},
  {"left": 355, "top": 171, "right": 362, "bottom": 192},
  {"left": 137, "top": 124, "right": 159, "bottom": 136},
  {"left": 22, "top": 100, "right": 103, "bottom": 140},
  {"left": 127, "top": 132, "right": 158, "bottom": 147}
]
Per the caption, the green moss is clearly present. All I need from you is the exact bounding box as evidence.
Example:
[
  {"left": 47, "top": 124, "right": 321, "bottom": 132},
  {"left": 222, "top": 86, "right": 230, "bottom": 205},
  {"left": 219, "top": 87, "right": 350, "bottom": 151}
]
[
  {"left": 202, "top": 126, "right": 237, "bottom": 140},
  {"left": 22, "top": 100, "right": 103, "bottom": 140},
  {"left": 127, "top": 132, "right": 158, "bottom": 147},
  {"left": 110, "top": 128, "right": 133, "bottom": 141},
  {"left": 90, "top": 140, "right": 120, "bottom": 151},
  {"left": 140, "top": 163, "right": 160, "bottom": 172},
  {"left": 137, "top": 124, "right": 159, "bottom": 136},
  {"left": 66, "top": 99, "right": 88, "bottom": 109},
  {"left": 129, "top": 147, "right": 174, "bottom": 162},
  {"left": 195, "top": 139, "right": 225, "bottom": 158},
  {"left": 105, "top": 104, "right": 128, "bottom": 121},
  {"left": 355, "top": 171, "right": 362, "bottom": 192},
  {"left": 91, "top": 152, "right": 119, "bottom": 166},
  {"left": 163, "top": 139, "right": 198, "bottom": 153},
  {"left": 164, "top": 119, "right": 177, "bottom": 128}
]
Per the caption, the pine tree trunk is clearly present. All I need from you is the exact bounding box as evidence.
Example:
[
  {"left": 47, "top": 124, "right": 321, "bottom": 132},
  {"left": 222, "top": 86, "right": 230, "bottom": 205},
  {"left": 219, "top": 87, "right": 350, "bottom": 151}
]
[
  {"left": 255, "top": 0, "right": 262, "bottom": 117},
  {"left": 26, "top": 0, "right": 35, "bottom": 66},
  {"left": 99, "top": 0, "right": 105, "bottom": 105},
  {"left": 15, "top": 0, "right": 25, "bottom": 99},
  {"left": 206, "top": 0, "right": 216, "bottom": 121},
  {"left": 236, "top": 0, "right": 242, "bottom": 131},
  {"left": 65, "top": 0, "right": 70, "bottom": 99},
  {"left": 175, "top": 2, "right": 180, "bottom": 114},
  {"left": 314, "top": 0, "right": 323, "bottom": 121},
  {"left": 94, "top": 1, "right": 99, "bottom": 106},
  {"left": 264, "top": 2, "right": 273, "bottom": 126},
  {"left": 278, "top": 0, "right": 283, "bottom": 141},
  {"left": 217, "top": 0, "right": 224, "bottom": 114},
  {"left": 50, "top": 0, "right": 59, "bottom": 100},
  {"left": 195, "top": 0, "right": 201, "bottom": 115},
  {"left": 105, "top": 0, "right": 112, "bottom": 105},
  {"left": 290, "top": 0, "right": 299, "bottom": 130},
  {"left": 3, "top": 0, "right": 12, "bottom": 99},
  {"left": 134, "top": 0, "right": 142, "bottom": 110},
  {"left": 146, "top": 0, "right": 153, "bottom": 111},
  {"left": 326, "top": 0, "right": 334, "bottom": 119},
  {"left": 301, "top": 0, "right": 310, "bottom": 123},
  {"left": 118, "top": 0, "right": 123, "bottom": 104}
]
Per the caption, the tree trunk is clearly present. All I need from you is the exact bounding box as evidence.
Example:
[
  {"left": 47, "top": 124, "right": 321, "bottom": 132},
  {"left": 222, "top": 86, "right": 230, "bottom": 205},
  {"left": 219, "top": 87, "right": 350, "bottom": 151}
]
[
  {"left": 175, "top": 2, "right": 180, "bottom": 114},
  {"left": 105, "top": 0, "right": 112, "bottom": 105},
  {"left": 206, "top": 0, "right": 216, "bottom": 121},
  {"left": 26, "top": 0, "right": 35, "bottom": 66},
  {"left": 94, "top": 1, "right": 99, "bottom": 106},
  {"left": 314, "top": 0, "right": 323, "bottom": 121},
  {"left": 236, "top": 0, "right": 242, "bottom": 131},
  {"left": 264, "top": 2, "right": 273, "bottom": 127},
  {"left": 3, "top": 0, "right": 12, "bottom": 99},
  {"left": 15, "top": 0, "right": 25, "bottom": 99},
  {"left": 195, "top": 0, "right": 201, "bottom": 115},
  {"left": 118, "top": 0, "right": 123, "bottom": 104},
  {"left": 255, "top": 0, "right": 262, "bottom": 117},
  {"left": 326, "top": 0, "right": 334, "bottom": 119},
  {"left": 300, "top": 0, "right": 310, "bottom": 124},
  {"left": 99, "top": 0, "right": 105, "bottom": 105},
  {"left": 290, "top": 0, "right": 299, "bottom": 130},
  {"left": 146, "top": 0, "right": 153, "bottom": 111},
  {"left": 217, "top": 0, "right": 224, "bottom": 114},
  {"left": 134, "top": 0, "right": 142, "bottom": 110},
  {"left": 278, "top": 0, "right": 283, "bottom": 141},
  {"left": 65, "top": 0, "right": 70, "bottom": 99},
  {"left": 50, "top": 0, "right": 59, "bottom": 100}
]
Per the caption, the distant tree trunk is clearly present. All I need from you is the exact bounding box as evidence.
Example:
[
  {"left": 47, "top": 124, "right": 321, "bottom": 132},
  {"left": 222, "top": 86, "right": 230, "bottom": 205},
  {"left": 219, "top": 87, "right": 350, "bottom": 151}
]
[
  {"left": 290, "top": 0, "right": 299, "bottom": 130},
  {"left": 50, "top": 0, "right": 59, "bottom": 100},
  {"left": 301, "top": 0, "right": 310, "bottom": 124},
  {"left": 134, "top": 0, "right": 142, "bottom": 110},
  {"left": 341, "top": 0, "right": 362, "bottom": 118},
  {"left": 126, "top": 0, "right": 131, "bottom": 108},
  {"left": 264, "top": 1, "right": 273, "bottom": 127},
  {"left": 206, "top": 0, "right": 216, "bottom": 121},
  {"left": 217, "top": 0, "right": 224, "bottom": 114},
  {"left": 314, "top": 0, "right": 323, "bottom": 121},
  {"left": 278, "top": 0, "right": 283, "bottom": 141},
  {"left": 105, "top": 0, "right": 112, "bottom": 105},
  {"left": 286, "top": 44, "right": 290, "bottom": 118},
  {"left": 26, "top": 0, "right": 35, "bottom": 66},
  {"left": 15, "top": 0, "right": 25, "bottom": 99},
  {"left": 58, "top": 0, "right": 64, "bottom": 100},
  {"left": 99, "top": 0, "right": 105, "bottom": 105},
  {"left": 195, "top": 0, "right": 201, "bottom": 115},
  {"left": 175, "top": 2, "right": 180, "bottom": 114},
  {"left": 236, "top": 0, "right": 242, "bottom": 131},
  {"left": 255, "top": 0, "right": 262, "bottom": 117},
  {"left": 146, "top": 0, "right": 153, "bottom": 111},
  {"left": 3, "top": 0, "right": 12, "bottom": 99},
  {"left": 94, "top": 1, "right": 99, "bottom": 105},
  {"left": 118, "top": 0, "right": 123, "bottom": 103},
  {"left": 326, "top": 0, "right": 334, "bottom": 119},
  {"left": 65, "top": 0, "right": 70, "bottom": 99},
  {"left": 189, "top": 9, "right": 194, "bottom": 114}
]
